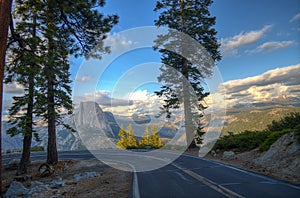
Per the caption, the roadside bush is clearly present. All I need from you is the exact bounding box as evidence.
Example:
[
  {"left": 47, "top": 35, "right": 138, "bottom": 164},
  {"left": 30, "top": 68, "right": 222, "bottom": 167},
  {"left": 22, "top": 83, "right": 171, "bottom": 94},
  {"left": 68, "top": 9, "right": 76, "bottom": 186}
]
[
  {"left": 214, "top": 130, "right": 270, "bottom": 152},
  {"left": 259, "top": 128, "right": 296, "bottom": 152},
  {"left": 267, "top": 112, "right": 300, "bottom": 132},
  {"left": 31, "top": 146, "right": 44, "bottom": 152}
]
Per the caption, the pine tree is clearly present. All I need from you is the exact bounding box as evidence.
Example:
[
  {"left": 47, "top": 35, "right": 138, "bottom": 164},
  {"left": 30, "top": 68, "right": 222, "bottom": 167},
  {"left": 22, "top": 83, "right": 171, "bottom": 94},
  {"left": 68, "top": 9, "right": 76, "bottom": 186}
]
[
  {"left": 150, "top": 124, "right": 163, "bottom": 148},
  {"left": 5, "top": 0, "right": 44, "bottom": 174},
  {"left": 38, "top": 0, "right": 118, "bottom": 165},
  {"left": 126, "top": 124, "right": 138, "bottom": 149},
  {"left": 154, "top": 0, "right": 221, "bottom": 148},
  {"left": 140, "top": 125, "right": 151, "bottom": 148},
  {"left": 117, "top": 125, "right": 128, "bottom": 149},
  {"left": 6, "top": 0, "right": 118, "bottom": 166}
]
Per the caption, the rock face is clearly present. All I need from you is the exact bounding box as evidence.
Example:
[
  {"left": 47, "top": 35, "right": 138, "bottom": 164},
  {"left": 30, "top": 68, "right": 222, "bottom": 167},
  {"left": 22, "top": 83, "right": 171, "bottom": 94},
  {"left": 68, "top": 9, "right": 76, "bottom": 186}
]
[
  {"left": 74, "top": 102, "right": 117, "bottom": 149},
  {"left": 255, "top": 132, "right": 300, "bottom": 178},
  {"left": 74, "top": 101, "right": 115, "bottom": 138}
]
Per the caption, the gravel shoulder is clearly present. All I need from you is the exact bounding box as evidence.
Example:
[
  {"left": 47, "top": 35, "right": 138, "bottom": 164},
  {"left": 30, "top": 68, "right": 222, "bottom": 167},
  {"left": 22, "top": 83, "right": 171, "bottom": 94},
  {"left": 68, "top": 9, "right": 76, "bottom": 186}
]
[{"left": 2, "top": 159, "right": 132, "bottom": 197}]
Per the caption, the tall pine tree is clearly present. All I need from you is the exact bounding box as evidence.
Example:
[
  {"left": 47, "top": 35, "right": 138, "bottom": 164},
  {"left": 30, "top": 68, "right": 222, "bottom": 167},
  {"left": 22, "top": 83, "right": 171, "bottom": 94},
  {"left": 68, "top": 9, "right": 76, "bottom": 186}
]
[
  {"left": 154, "top": 0, "right": 221, "bottom": 148},
  {"left": 36, "top": 0, "right": 118, "bottom": 165},
  {"left": 6, "top": 0, "right": 45, "bottom": 174},
  {"left": 6, "top": 0, "right": 118, "bottom": 167}
]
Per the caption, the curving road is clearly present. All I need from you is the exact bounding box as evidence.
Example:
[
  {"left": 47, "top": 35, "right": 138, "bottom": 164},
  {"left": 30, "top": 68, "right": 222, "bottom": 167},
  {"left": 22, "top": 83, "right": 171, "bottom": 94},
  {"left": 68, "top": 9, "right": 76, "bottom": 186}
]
[{"left": 3, "top": 150, "right": 300, "bottom": 198}]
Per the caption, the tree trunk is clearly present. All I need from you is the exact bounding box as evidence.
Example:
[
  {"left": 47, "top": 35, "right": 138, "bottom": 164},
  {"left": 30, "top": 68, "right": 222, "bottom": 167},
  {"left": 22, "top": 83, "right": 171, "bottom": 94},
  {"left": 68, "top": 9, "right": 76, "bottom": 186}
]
[
  {"left": 46, "top": 70, "right": 58, "bottom": 165},
  {"left": 180, "top": 0, "right": 196, "bottom": 149},
  {"left": 17, "top": 10, "right": 38, "bottom": 175},
  {"left": 17, "top": 76, "right": 34, "bottom": 174},
  {"left": 182, "top": 67, "right": 197, "bottom": 149},
  {"left": 17, "top": 132, "right": 32, "bottom": 174},
  {"left": 0, "top": 0, "right": 13, "bottom": 195}
]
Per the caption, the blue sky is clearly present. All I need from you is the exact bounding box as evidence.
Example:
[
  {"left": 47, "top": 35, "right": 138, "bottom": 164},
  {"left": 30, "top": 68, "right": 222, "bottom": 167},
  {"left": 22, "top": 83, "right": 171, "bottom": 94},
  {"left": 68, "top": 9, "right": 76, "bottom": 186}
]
[
  {"left": 70, "top": 0, "right": 300, "bottom": 87},
  {"left": 4, "top": 0, "right": 300, "bottom": 115}
]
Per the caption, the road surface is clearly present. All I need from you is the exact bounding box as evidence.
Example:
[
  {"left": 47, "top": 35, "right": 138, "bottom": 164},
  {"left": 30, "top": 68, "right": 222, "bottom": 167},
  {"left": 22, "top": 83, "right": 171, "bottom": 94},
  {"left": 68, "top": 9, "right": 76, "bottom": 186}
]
[{"left": 3, "top": 150, "right": 300, "bottom": 198}]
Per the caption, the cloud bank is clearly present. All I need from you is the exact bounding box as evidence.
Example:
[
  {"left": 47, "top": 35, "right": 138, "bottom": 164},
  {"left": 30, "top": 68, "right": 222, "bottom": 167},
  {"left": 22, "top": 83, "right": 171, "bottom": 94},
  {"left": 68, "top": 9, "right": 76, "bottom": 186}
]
[{"left": 221, "top": 64, "right": 300, "bottom": 107}]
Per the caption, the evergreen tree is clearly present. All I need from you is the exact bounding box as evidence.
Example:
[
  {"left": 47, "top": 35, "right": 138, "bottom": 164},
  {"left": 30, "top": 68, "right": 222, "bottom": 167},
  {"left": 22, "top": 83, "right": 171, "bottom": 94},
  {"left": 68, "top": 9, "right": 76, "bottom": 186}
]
[
  {"left": 154, "top": 0, "right": 221, "bottom": 148},
  {"left": 39, "top": 0, "right": 118, "bottom": 165},
  {"left": 150, "top": 124, "right": 163, "bottom": 148},
  {"left": 140, "top": 125, "right": 151, "bottom": 148},
  {"left": 117, "top": 125, "right": 128, "bottom": 149},
  {"left": 126, "top": 124, "right": 138, "bottom": 149},
  {"left": 6, "top": 0, "right": 118, "bottom": 166},
  {"left": 5, "top": 0, "right": 44, "bottom": 174}
]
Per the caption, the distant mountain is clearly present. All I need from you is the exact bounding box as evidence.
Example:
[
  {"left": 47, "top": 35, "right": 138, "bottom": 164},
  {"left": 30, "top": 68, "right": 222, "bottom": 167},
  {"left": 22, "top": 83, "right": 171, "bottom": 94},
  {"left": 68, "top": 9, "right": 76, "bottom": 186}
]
[
  {"left": 2, "top": 101, "right": 117, "bottom": 151},
  {"left": 222, "top": 106, "right": 300, "bottom": 134},
  {"left": 75, "top": 101, "right": 115, "bottom": 138}
]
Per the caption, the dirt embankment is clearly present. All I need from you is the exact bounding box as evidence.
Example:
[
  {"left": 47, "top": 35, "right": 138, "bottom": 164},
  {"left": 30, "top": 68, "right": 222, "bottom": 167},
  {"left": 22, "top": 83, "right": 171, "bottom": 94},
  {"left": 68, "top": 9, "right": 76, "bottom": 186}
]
[{"left": 2, "top": 159, "right": 132, "bottom": 197}]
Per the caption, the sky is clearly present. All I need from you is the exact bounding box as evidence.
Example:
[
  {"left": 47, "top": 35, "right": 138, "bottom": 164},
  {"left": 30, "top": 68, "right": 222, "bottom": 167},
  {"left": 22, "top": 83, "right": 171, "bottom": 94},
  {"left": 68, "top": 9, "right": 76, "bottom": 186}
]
[{"left": 3, "top": 0, "right": 300, "bottom": 118}]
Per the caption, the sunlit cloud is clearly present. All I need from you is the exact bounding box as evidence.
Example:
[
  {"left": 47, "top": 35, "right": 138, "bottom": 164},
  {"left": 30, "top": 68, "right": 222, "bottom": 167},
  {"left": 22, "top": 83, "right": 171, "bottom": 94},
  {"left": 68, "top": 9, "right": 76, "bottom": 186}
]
[
  {"left": 290, "top": 13, "right": 300, "bottom": 23},
  {"left": 104, "top": 33, "right": 135, "bottom": 52},
  {"left": 4, "top": 82, "right": 24, "bottom": 94},
  {"left": 246, "top": 41, "right": 295, "bottom": 54},
  {"left": 220, "top": 64, "right": 300, "bottom": 107},
  {"left": 221, "top": 25, "right": 272, "bottom": 56},
  {"left": 75, "top": 75, "right": 93, "bottom": 83}
]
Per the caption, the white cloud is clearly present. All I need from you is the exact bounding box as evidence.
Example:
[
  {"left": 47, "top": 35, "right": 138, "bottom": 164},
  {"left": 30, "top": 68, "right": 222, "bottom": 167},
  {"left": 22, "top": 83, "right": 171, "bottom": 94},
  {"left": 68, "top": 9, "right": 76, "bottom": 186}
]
[
  {"left": 74, "top": 89, "right": 168, "bottom": 118},
  {"left": 4, "top": 82, "right": 24, "bottom": 94},
  {"left": 247, "top": 40, "right": 295, "bottom": 54},
  {"left": 104, "top": 33, "right": 135, "bottom": 52},
  {"left": 74, "top": 90, "right": 132, "bottom": 108},
  {"left": 220, "top": 64, "right": 300, "bottom": 107},
  {"left": 75, "top": 75, "right": 92, "bottom": 83},
  {"left": 221, "top": 25, "right": 272, "bottom": 56},
  {"left": 290, "top": 13, "right": 300, "bottom": 23}
]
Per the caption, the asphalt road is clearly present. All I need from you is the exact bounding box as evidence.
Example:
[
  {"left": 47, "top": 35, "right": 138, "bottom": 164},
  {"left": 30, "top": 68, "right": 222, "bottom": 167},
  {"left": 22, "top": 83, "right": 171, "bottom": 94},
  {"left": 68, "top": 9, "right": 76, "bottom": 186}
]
[{"left": 3, "top": 150, "right": 300, "bottom": 198}]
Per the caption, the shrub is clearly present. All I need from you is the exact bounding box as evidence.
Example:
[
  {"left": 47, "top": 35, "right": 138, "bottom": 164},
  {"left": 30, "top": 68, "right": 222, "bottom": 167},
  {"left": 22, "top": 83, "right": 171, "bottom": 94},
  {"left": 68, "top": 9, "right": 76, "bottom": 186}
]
[
  {"left": 258, "top": 128, "right": 295, "bottom": 152},
  {"left": 267, "top": 112, "right": 300, "bottom": 132},
  {"left": 31, "top": 146, "right": 44, "bottom": 152},
  {"left": 214, "top": 130, "right": 270, "bottom": 152}
]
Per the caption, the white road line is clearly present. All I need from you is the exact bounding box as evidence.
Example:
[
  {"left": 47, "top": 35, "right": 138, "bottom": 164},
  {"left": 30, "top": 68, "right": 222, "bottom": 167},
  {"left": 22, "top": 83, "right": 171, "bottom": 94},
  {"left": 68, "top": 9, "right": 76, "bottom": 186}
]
[
  {"left": 173, "top": 163, "right": 245, "bottom": 198},
  {"left": 174, "top": 171, "right": 191, "bottom": 182},
  {"left": 183, "top": 154, "right": 300, "bottom": 190}
]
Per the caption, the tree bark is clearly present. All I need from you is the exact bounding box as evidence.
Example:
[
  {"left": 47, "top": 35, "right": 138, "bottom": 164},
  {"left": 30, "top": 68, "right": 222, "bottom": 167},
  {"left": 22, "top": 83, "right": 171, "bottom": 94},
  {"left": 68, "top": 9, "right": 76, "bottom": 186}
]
[
  {"left": 180, "top": 0, "right": 196, "bottom": 149},
  {"left": 47, "top": 74, "right": 58, "bottom": 165},
  {"left": 17, "top": 76, "right": 34, "bottom": 174},
  {"left": 0, "top": 0, "right": 13, "bottom": 195},
  {"left": 17, "top": 10, "right": 38, "bottom": 175}
]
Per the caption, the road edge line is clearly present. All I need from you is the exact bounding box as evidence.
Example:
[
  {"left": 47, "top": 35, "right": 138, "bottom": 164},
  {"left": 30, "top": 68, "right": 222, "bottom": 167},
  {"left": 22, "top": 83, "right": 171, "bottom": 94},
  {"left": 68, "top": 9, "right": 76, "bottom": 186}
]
[{"left": 172, "top": 163, "right": 245, "bottom": 198}]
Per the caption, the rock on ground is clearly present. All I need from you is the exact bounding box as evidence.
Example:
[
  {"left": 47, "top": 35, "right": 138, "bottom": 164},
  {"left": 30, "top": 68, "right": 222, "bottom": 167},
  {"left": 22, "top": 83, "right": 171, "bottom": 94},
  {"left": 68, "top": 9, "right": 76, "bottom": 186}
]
[
  {"left": 6, "top": 181, "right": 29, "bottom": 198},
  {"left": 223, "top": 151, "right": 235, "bottom": 160},
  {"left": 254, "top": 132, "right": 300, "bottom": 179}
]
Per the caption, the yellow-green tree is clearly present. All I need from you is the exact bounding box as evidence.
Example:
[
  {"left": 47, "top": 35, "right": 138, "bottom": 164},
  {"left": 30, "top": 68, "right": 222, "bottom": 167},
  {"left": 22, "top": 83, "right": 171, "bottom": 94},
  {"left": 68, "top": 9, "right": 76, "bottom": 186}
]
[
  {"left": 117, "top": 125, "right": 128, "bottom": 149},
  {"left": 126, "top": 124, "right": 138, "bottom": 149},
  {"left": 150, "top": 125, "right": 163, "bottom": 148},
  {"left": 140, "top": 125, "right": 151, "bottom": 148}
]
